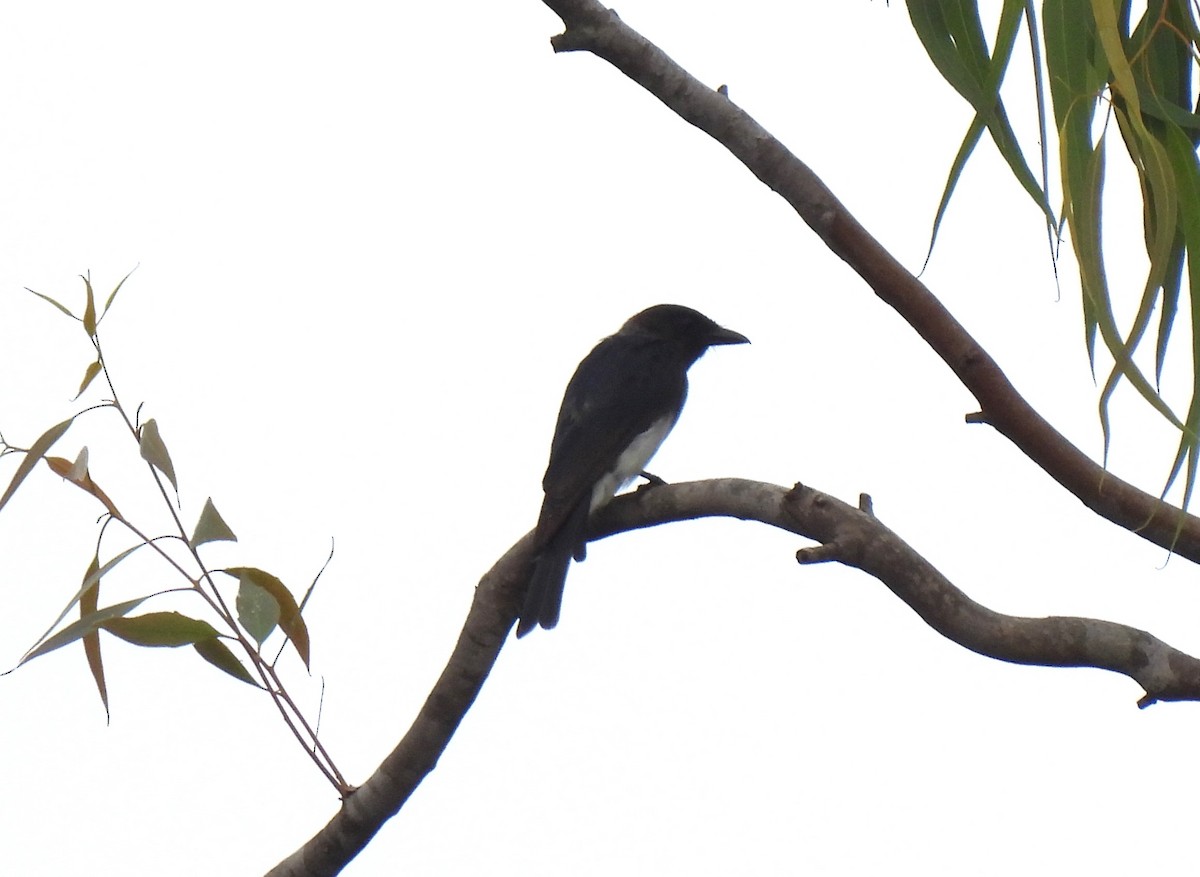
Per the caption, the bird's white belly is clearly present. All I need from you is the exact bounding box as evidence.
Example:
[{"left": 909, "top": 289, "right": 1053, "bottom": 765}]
[{"left": 589, "top": 415, "right": 674, "bottom": 512}]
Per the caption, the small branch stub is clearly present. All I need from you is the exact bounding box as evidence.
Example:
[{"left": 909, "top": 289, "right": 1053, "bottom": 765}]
[{"left": 796, "top": 543, "right": 841, "bottom": 565}]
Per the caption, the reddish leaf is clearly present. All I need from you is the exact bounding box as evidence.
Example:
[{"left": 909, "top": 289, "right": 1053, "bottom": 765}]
[{"left": 44, "top": 454, "right": 122, "bottom": 518}]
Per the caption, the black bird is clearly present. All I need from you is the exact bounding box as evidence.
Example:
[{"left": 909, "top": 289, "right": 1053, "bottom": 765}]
[{"left": 517, "top": 304, "right": 749, "bottom": 637}]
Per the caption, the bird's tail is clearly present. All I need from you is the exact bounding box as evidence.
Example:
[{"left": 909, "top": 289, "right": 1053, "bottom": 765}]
[{"left": 516, "top": 539, "right": 573, "bottom": 637}]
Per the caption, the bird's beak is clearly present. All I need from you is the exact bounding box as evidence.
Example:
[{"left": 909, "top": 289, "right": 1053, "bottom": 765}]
[{"left": 708, "top": 325, "right": 750, "bottom": 346}]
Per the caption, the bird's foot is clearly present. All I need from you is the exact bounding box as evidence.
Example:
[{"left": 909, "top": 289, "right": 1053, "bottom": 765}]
[{"left": 638, "top": 470, "right": 667, "bottom": 489}]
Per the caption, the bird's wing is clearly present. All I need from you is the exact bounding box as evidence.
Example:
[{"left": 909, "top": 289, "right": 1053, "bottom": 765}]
[{"left": 534, "top": 333, "right": 686, "bottom": 548}]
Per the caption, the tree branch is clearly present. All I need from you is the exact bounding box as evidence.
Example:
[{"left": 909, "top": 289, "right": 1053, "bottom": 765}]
[
  {"left": 267, "top": 478, "right": 1200, "bottom": 875},
  {"left": 269, "top": 6, "right": 1200, "bottom": 872},
  {"left": 539, "top": 0, "right": 1200, "bottom": 562}
]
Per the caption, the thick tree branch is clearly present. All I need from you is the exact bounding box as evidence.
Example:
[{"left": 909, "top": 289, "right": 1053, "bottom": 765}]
[
  {"left": 268, "top": 479, "right": 1200, "bottom": 875},
  {"left": 540, "top": 0, "right": 1200, "bottom": 562}
]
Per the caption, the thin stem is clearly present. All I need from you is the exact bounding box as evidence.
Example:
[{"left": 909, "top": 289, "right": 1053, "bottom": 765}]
[{"left": 92, "top": 334, "right": 348, "bottom": 792}]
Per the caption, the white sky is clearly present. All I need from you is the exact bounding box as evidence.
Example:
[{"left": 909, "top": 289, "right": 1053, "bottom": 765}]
[{"left": 3, "top": 2, "right": 1199, "bottom": 874}]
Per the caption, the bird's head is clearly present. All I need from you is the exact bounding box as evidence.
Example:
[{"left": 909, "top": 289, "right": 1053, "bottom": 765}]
[{"left": 621, "top": 304, "right": 749, "bottom": 358}]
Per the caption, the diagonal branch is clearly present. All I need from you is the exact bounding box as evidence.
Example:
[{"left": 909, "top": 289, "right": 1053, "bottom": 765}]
[
  {"left": 539, "top": 0, "right": 1200, "bottom": 563},
  {"left": 266, "top": 478, "right": 1200, "bottom": 876}
]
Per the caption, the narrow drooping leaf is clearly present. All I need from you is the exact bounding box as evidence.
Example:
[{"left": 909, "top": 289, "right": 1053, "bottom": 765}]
[
  {"left": 1156, "top": 121, "right": 1200, "bottom": 525},
  {"left": 1045, "top": 0, "right": 1108, "bottom": 369},
  {"left": 1127, "top": 0, "right": 1194, "bottom": 129},
  {"left": 1023, "top": 0, "right": 1055, "bottom": 260},
  {"left": 193, "top": 639, "right": 259, "bottom": 687},
  {"left": 979, "top": 0, "right": 1056, "bottom": 222},
  {"left": 80, "top": 554, "right": 109, "bottom": 721},
  {"left": 0, "top": 418, "right": 74, "bottom": 514},
  {"left": 138, "top": 418, "right": 177, "bottom": 490},
  {"left": 1155, "top": 239, "right": 1186, "bottom": 388},
  {"left": 99, "top": 612, "right": 220, "bottom": 647},
  {"left": 1085, "top": 20, "right": 1187, "bottom": 448},
  {"left": 924, "top": 114, "right": 987, "bottom": 269},
  {"left": 1098, "top": 102, "right": 1178, "bottom": 380},
  {"left": 1127, "top": 2, "right": 1196, "bottom": 388},
  {"left": 911, "top": 0, "right": 1055, "bottom": 262},
  {"left": 190, "top": 498, "right": 238, "bottom": 547},
  {"left": 74, "top": 360, "right": 103, "bottom": 401},
  {"left": 908, "top": 1, "right": 988, "bottom": 105},
  {"left": 225, "top": 566, "right": 310, "bottom": 667}
]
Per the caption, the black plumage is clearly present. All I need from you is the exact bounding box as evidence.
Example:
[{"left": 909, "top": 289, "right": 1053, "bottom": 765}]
[{"left": 517, "top": 304, "right": 749, "bottom": 637}]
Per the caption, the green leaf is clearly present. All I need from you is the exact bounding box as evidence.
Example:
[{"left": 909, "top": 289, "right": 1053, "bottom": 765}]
[
  {"left": 0, "top": 418, "right": 74, "bottom": 514},
  {"left": 1080, "top": 6, "right": 1187, "bottom": 445},
  {"left": 99, "top": 612, "right": 220, "bottom": 647},
  {"left": 1125, "top": 1, "right": 1194, "bottom": 388},
  {"left": 923, "top": 113, "right": 987, "bottom": 269},
  {"left": 74, "top": 360, "right": 103, "bottom": 401},
  {"left": 190, "top": 497, "right": 238, "bottom": 548},
  {"left": 908, "top": 1, "right": 989, "bottom": 106},
  {"left": 1045, "top": 0, "right": 1107, "bottom": 366},
  {"left": 235, "top": 577, "right": 280, "bottom": 646},
  {"left": 81, "top": 273, "right": 97, "bottom": 338},
  {"left": 1155, "top": 238, "right": 1186, "bottom": 388},
  {"left": 1043, "top": 0, "right": 1108, "bottom": 128},
  {"left": 20, "top": 597, "right": 148, "bottom": 664},
  {"left": 224, "top": 567, "right": 310, "bottom": 667},
  {"left": 193, "top": 639, "right": 259, "bottom": 687},
  {"left": 138, "top": 418, "right": 177, "bottom": 490},
  {"left": 1156, "top": 120, "right": 1200, "bottom": 525}
]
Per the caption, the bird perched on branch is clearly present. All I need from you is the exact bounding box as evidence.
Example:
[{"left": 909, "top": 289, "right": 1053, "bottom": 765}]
[{"left": 517, "top": 304, "right": 749, "bottom": 637}]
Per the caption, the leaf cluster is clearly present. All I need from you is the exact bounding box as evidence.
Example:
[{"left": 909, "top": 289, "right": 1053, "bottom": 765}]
[
  {"left": 909, "top": 0, "right": 1200, "bottom": 507},
  {"left": 0, "top": 275, "right": 346, "bottom": 793}
]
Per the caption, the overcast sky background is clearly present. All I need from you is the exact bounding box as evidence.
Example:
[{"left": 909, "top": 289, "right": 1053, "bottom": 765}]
[{"left": 2, "top": 2, "right": 1199, "bottom": 874}]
